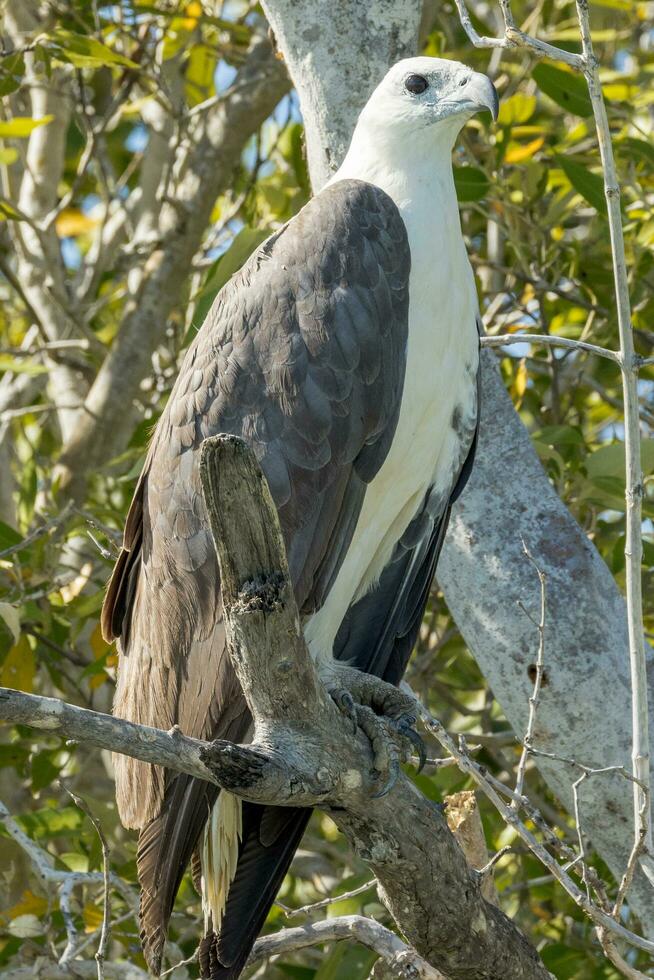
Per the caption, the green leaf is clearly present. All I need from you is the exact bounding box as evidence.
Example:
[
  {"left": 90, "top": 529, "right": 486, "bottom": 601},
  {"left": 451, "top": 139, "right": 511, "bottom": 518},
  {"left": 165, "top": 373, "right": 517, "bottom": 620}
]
[
  {"left": 534, "top": 424, "right": 585, "bottom": 447},
  {"left": 453, "top": 166, "right": 490, "bottom": 202},
  {"left": 0, "top": 199, "right": 25, "bottom": 222},
  {"left": 0, "top": 53, "right": 25, "bottom": 97},
  {"left": 15, "top": 806, "right": 84, "bottom": 840},
  {"left": 533, "top": 63, "right": 592, "bottom": 117},
  {"left": 275, "top": 967, "right": 315, "bottom": 980},
  {"left": 620, "top": 137, "right": 654, "bottom": 169},
  {"left": 31, "top": 750, "right": 64, "bottom": 792},
  {"left": 586, "top": 439, "right": 654, "bottom": 480},
  {"left": 50, "top": 30, "right": 139, "bottom": 69},
  {"left": 0, "top": 116, "right": 53, "bottom": 138},
  {"left": 0, "top": 353, "right": 48, "bottom": 372},
  {"left": 0, "top": 743, "right": 29, "bottom": 770},
  {"left": 0, "top": 520, "right": 23, "bottom": 551},
  {"left": 68, "top": 588, "right": 105, "bottom": 619},
  {"left": 555, "top": 156, "right": 606, "bottom": 214}
]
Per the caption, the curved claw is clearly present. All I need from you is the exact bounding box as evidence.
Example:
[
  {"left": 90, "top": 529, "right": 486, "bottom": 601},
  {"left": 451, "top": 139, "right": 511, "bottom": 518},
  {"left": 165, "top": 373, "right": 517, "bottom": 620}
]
[
  {"left": 371, "top": 757, "right": 400, "bottom": 798},
  {"left": 396, "top": 716, "right": 427, "bottom": 773}
]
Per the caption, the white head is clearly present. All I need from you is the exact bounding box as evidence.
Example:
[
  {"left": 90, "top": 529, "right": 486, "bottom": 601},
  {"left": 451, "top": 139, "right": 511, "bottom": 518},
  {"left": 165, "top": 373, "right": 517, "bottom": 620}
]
[
  {"left": 360, "top": 56, "right": 497, "bottom": 145},
  {"left": 337, "top": 57, "right": 498, "bottom": 187}
]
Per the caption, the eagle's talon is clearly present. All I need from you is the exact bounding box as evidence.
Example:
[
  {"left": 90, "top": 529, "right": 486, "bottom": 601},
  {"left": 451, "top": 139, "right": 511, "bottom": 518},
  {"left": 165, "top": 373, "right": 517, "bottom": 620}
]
[
  {"left": 393, "top": 716, "right": 427, "bottom": 773},
  {"left": 329, "top": 687, "right": 358, "bottom": 734},
  {"left": 353, "top": 704, "right": 401, "bottom": 797}
]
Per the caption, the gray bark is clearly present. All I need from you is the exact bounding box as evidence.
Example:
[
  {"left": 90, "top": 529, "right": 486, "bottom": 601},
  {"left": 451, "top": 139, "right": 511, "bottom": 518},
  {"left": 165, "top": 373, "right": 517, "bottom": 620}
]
[{"left": 262, "top": 0, "right": 654, "bottom": 929}]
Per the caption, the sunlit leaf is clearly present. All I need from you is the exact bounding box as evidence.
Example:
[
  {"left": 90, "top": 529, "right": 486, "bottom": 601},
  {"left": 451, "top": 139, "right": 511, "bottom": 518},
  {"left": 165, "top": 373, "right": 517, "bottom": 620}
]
[
  {"left": 0, "top": 635, "right": 34, "bottom": 692},
  {"left": 55, "top": 209, "right": 99, "bottom": 237},
  {"left": 0, "top": 602, "right": 21, "bottom": 644},
  {"left": 83, "top": 903, "right": 105, "bottom": 933},
  {"left": 185, "top": 44, "right": 216, "bottom": 106},
  {"left": 17, "top": 806, "right": 84, "bottom": 839},
  {"left": 498, "top": 93, "right": 537, "bottom": 126},
  {"left": 50, "top": 30, "right": 138, "bottom": 68},
  {"left": 0, "top": 353, "right": 48, "bottom": 373},
  {"left": 505, "top": 137, "right": 544, "bottom": 164},
  {"left": 0, "top": 115, "right": 53, "bottom": 137}
]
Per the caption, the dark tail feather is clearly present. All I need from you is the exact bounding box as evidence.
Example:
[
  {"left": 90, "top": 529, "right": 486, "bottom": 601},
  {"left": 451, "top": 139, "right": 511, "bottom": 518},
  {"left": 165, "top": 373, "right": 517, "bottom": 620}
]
[
  {"left": 138, "top": 774, "right": 219, "bottom": 975},
  {"left": 199, "top": 803, "right": 312, "bottom": 980}
]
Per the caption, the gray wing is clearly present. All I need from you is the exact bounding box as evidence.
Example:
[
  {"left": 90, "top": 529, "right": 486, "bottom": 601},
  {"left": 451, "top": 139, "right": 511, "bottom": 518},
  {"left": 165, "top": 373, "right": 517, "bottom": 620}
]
[{"left": 101, "top": 178, "right": 410, "bottom": 972}]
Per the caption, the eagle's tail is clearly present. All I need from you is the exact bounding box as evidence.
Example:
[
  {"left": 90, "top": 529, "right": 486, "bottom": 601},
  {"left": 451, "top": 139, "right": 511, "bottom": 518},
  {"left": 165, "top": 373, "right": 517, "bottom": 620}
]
[
  {"left": 137, "top": 773, "right": 219, "bottom": 975},
  {"left": 198, "top": 803, "right": 312, "bottom": 980}
]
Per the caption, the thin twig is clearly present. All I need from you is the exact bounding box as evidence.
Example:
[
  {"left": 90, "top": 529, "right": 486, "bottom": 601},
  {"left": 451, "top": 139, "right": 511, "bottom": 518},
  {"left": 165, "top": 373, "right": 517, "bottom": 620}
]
[
  {"left": 60, "top": 785, "right": 112, "bottom": 980},
  {"left": 278, "top": 879, "right": 377, "bottom": 918},
  {"left": 480, "top": 332, "right": 621, "bottom": 363}
]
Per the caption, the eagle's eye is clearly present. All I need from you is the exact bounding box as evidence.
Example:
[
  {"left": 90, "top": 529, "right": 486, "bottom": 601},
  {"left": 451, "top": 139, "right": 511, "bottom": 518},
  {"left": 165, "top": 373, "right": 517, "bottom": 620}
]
[{"left": 404, "top": 74, "right": 428, "bottom": 95}]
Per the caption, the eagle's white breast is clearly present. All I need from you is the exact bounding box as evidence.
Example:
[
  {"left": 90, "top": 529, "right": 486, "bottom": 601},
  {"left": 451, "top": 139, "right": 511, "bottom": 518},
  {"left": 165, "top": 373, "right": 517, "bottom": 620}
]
[{"left": 305, "top": 155, "right": 479, "bottom": 663}]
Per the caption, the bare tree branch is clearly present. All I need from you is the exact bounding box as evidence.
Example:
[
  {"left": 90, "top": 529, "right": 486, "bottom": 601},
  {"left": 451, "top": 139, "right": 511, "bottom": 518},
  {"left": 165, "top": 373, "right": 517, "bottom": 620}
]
[
  {"left": 247, "top": 915, "right": 445, "bottom": 979},
  {"left": 56, "top": 37, "right": 291, "bottom": 499}
]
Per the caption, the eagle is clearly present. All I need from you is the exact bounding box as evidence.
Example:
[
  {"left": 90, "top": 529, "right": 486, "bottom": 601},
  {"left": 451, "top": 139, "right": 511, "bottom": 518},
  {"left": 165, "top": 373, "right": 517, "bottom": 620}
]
[{"left": 101, "top": 56, "right": 498, "bottom": 980}]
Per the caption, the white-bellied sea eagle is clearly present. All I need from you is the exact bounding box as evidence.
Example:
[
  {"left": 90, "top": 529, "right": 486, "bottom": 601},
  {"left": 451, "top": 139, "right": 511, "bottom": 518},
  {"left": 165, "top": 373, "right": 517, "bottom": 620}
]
[{"left": 102, "top": 55, "right": 499, "bottom": 980}]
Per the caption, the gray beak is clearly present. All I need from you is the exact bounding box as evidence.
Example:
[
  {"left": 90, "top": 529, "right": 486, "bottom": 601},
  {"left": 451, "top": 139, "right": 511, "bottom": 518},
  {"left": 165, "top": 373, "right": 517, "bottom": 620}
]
[{"left": 464, "top": 72, "right": 499, "bottom": 122}]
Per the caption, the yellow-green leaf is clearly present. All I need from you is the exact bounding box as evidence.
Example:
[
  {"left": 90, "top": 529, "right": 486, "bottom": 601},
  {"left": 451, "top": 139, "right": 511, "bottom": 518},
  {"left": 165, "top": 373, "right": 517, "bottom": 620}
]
[
  {"left": 0, "top": 635, "right": 35, "bottom": 692},
  {"left": 498, "top": 93, "right": 537, "bottom": 126},
  {"left": 0, "top": 602, "right": 20, "bottom": 644},
  {"left": 0, "top": 115, "right": 53, "bottom": 138},
  {"left": 2, "top": 890, "right": 48, "bottom": 922},
  {"left": 51, "top": 30, "right": 138, "bottom": 69}
]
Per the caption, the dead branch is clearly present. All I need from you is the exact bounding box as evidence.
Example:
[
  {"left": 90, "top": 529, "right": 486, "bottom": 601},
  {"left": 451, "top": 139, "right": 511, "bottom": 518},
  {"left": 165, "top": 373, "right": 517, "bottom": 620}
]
[{"left": 1, "top": 434, "right": 551, "bottom": 980}]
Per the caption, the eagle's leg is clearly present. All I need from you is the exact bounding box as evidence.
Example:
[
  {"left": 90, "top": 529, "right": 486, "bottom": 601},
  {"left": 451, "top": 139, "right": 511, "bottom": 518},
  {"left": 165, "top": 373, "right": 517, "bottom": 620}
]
[{"left": 322, "top": 663, "right": 426, "bottom": 797}]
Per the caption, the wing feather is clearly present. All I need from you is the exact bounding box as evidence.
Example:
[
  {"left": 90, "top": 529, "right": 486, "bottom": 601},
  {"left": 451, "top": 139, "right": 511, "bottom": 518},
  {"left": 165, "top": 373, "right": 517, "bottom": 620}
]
[{"left": 101, "top": 179, "right": 411, "bottom": 973}]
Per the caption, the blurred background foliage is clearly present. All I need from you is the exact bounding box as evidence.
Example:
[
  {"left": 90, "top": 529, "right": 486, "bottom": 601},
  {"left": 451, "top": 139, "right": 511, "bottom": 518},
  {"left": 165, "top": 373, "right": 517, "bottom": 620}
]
[{"left": 0, "top": 0, "right": 652, "bottom": 977}]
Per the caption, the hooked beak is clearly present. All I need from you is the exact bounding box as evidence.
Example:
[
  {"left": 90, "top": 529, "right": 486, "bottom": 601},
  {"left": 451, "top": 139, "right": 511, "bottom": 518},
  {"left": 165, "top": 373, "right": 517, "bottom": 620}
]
[{"left": 462, "top": 71, "right": 499, "bottom": 121}]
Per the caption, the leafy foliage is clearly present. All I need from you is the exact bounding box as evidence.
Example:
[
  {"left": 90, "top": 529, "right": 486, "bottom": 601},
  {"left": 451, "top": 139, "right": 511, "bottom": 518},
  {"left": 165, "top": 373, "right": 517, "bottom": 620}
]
[{"left": 0, "top": 0, "right": 652, "bottom": 978}]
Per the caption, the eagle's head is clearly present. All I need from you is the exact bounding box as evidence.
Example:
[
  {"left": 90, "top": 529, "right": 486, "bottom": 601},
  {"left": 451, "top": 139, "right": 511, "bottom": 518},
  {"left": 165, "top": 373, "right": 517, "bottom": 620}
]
[{"left": 358, "top": 56, "right": 498, "bottom": 146}]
